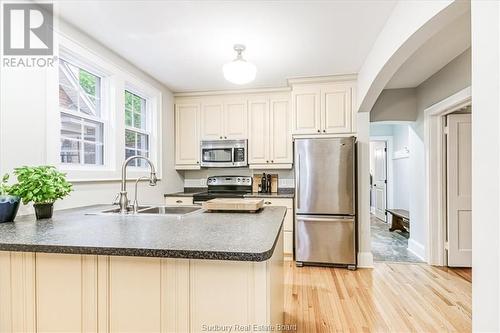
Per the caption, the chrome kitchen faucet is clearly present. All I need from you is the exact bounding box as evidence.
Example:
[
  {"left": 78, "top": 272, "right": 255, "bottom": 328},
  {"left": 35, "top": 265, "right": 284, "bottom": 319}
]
[{"left": 116, "top": 156, "right": 158, "bottom": 214}]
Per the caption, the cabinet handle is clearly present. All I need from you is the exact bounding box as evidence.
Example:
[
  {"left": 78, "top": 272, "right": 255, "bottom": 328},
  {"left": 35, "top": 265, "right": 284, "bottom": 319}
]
[
  {"left": 323, "top": 129, "right": 326, "bottom": 133},
  {"left": 266, "top": 160, "right": 269, "bottom": 163},
  {"left": 271, "top": 160, "right": 274, "bottom": 163},
  {"left": 224, "top": 136, "right": 227, "bottom": 139},
  {"left": 176, "top": 200, "right": 183, "bottom": 203},
  {"left": 317, "top": 129, "right": 320, "bottom": 133},
  {"left": 219, "top": 136, "right": 223, "bottom": 139},
  {"left": 196, "top": 161, "right": 199, "bottom": 164},
  {"left": 264, "top": 201, "right": 272, "bottom": 205}
]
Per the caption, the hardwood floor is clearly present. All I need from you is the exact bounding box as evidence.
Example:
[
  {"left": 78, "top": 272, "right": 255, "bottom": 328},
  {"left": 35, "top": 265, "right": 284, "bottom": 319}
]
[{"left": 284, "top": 261, "right": 471, "bottom": 332}]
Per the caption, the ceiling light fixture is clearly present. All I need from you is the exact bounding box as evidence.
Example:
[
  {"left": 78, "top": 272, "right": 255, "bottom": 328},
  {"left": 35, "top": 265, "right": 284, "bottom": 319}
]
[{"left": 223, "top": 44, "right": 256, "bottom": 85}]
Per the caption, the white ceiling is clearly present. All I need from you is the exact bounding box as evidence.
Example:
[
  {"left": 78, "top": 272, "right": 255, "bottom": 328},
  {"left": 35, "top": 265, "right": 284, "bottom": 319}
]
[
  {"left": 57, "top": 1, "right": 397, "bottom": 92},
  {"left": 386, "top": 11, "right": 471, "bottom": 89}
]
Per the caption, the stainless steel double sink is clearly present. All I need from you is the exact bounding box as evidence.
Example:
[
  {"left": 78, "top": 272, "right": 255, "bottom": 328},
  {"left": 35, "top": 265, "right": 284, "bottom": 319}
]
[{"left": 88, "top": 205, "right": 203, "bottom": 216}]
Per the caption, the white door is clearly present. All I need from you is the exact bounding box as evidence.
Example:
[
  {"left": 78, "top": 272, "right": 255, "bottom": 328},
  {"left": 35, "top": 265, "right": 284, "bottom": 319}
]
[
  {"left": 447, "top": 113, "right": 472, "bottom": 267},
  {"left": 321, "top": 85, "right": 352, "bottom": 134},
  {"left": 372, "top": 141, "right": 387, "bottom": 221}
]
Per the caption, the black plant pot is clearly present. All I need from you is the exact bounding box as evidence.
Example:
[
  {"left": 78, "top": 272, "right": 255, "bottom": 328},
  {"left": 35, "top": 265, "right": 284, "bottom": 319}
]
[
  {"left": 34, "top": 203, "right": 54, "bottom": 220},
  {"left": 0, "top": 195, "right": 20, "bottom": 223}
]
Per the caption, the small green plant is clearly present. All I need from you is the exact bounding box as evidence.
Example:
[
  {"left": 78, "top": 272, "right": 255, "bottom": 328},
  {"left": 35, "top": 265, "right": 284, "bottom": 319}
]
[
  {"left": 10, "top": 166, "right": 72, "bottom": 205},
  {"left": 0, "top": 173, "right": 11, "bottom": 196}
]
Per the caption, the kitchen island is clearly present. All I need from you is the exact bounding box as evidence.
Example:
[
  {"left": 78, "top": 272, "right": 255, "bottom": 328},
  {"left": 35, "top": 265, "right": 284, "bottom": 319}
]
[{"left": 0, "top": 205, "right": 285, "bottom": 333}]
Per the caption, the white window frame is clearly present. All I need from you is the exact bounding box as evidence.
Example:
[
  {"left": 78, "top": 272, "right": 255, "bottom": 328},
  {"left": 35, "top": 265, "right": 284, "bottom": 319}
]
[
  {"left": 124, "top": 89, "right": 151, "bottom": 168},
  {"left": 123, "top": 80, "right": 161, "bottom": 175},
  {"left": 59, "top": 58, "right": 106, "bottom": 166},
  {"left": 46, "top": 33, "right": 162, "bottom": 182}
]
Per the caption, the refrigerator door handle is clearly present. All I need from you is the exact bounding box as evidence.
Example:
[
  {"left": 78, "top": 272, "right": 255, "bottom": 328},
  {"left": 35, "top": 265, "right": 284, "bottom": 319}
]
[{"left": 296, "top": 154, "right": 300, "bottom": 210}]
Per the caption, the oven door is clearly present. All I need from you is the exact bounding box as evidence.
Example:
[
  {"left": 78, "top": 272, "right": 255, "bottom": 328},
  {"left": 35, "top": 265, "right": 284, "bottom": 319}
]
[{"left": 200, "top": 140, "right": 247, "bottom": 167}]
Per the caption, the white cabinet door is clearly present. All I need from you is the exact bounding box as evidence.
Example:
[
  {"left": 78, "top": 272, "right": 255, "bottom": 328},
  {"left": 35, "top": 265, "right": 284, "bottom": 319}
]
[
  {"left": 248, "top": 100, "right": 270, "bottom": 164},
  {"left": 201, "top": 103, "right": 224, "bottom": 140},
  {"left": 292, "top": 86, "right": 321, "bottom": 134},
  {"left": 224, "top": 100, "right": 247, "bottom": 139},
  {"left": 270, "top": 99, "right": 292, "bottom": 164},
  {"left": 175, "top": 103, "right": 200, "bottom": 168},
  {"left": 322, "top": 85, "right": 352, "bottom": 134}
]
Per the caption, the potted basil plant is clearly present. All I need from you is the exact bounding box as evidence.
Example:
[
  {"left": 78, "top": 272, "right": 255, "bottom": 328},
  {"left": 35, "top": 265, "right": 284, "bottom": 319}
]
[
  {"left": 10, "top": 166, "right": 72, "bottom": 220},
  {"left": 0, "top": 173, "right": 20, "bottom": 223}
]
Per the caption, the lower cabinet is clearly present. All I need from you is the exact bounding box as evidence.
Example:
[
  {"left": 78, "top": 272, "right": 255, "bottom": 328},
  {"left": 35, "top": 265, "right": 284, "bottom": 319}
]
[
  {"left": 262, "top": 198, "right": 294, "bottom": 257},
  {"left": 0, "top": 241, "right": 284, "bottom": 333}
]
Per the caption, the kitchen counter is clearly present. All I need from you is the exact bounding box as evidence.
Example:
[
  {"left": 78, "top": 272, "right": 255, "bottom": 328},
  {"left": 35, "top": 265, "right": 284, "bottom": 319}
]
[
  {"left": 164, "top": 188, "right": 295, "bottom": 198},
  {"left": 0, "top": 205, "right": 286, "bottom": 261}
]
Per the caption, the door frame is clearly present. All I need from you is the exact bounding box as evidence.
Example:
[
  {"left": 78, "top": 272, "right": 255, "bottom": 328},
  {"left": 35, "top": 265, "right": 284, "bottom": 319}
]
[
  {"left": 369, "top": 135, "right": 394, "bottom": 216},
  {"left": 425, "top": 86, "right": 471, "bottom": 266}
]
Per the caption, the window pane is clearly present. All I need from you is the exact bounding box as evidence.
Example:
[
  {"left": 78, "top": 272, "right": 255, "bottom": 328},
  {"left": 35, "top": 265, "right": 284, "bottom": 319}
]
[
  {"left": 136, "top": 150, "right": 148, "bottom": 167},
  {"left": 137, "top": 133, "right": 149, "bottom": 151},
  {"left": 125, "top": 91, "right": 133, "bottom": 110},
  {"left": 60, "top": 59, "right": 101, "bottom": 117},
  {"left": 125, "top": 130, "right": 136, "bottom": 148},
  {"left": 125, "top": 109, "right": 133, "bottom": 127},
  {"left": 61, "top": 114, "right": 82, "bottom": 140},
  {"left": 83, "top": 119, "right": 103, "bottom": 143},
  {"left": 125, "top": 149, "right": 137, "bottom": 167},
  {"left": 133, "top": 95, "right": 142, "bottom": 113},
  {"left": 84, "top": 143, "right": 103, "bottom": 165},
  {"left": 61, "top": 139, "right": 80, "bottom": 164},
  {"left": 133, "top": 112, "right": 142, "bottom": 128},
  {"left": 79, "top": 69, "right": 98, "bottom": 97},
  {"left": 59, "top": 85, "right": 78, "bottom": 111},
  {"left": 79, "top": 95, "right": 100, "bottom": 117}
]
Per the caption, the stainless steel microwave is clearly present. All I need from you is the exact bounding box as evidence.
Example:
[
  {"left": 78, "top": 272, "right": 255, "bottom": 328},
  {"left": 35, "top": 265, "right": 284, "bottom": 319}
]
[{"left": 200, "top": 140, "right": 247, "bottom": 167}]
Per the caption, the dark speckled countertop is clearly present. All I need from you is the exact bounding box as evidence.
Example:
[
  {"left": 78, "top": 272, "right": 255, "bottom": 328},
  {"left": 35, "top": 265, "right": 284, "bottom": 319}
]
[{"left": 0, "top": 205, "right": 286, "bottom": 262}]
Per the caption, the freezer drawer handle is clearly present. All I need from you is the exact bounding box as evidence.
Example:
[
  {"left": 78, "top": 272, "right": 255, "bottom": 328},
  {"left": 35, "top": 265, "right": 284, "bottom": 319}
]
[{"left": 298, "top": 217, "right": 353, "bottom": 222}]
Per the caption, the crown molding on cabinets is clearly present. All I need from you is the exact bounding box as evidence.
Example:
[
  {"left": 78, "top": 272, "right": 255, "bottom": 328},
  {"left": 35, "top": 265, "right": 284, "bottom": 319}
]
[
  {"left": 174, "top": 86, "right": 291, "bottom": 97},
  {"left": 287, "top": 73, "right": 357, "bottom": 86}
]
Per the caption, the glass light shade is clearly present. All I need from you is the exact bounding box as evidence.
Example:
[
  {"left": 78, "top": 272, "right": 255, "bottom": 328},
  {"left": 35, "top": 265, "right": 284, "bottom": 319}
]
[{"left": 223, "top": 59, "right": 257, "bottom": 85}]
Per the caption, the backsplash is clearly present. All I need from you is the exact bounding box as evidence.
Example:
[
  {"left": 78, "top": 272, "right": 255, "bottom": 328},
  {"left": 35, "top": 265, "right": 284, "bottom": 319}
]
[{"left": 183, "top": 168, "right": 295, "bottom": 188}]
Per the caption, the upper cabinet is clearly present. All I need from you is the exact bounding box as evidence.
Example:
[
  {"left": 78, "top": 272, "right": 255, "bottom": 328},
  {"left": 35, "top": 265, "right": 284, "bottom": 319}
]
[
  {"left": 175, "top": 103, "right": 200, "bottom": 169},
  {"left": 200, "top": 98, "right": 247, "bottom": 140},
  {"left": 291, "top": 80, "right": 356, "bottom": 135},
  {"left": 248, "top": 94, "right": 292, "bottom": 169}
]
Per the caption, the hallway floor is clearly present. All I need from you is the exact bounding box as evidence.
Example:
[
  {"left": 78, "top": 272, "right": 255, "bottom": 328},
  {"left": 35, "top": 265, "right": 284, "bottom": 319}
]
[
  {"left": 284, "top": 261, "right": 472, "bottom": 332},
  {"left": 371, "top": 214, "right": 423, "bottom": 263}
]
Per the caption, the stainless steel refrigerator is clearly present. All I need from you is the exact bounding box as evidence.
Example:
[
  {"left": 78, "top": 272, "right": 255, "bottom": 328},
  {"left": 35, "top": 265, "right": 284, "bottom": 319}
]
[{"left": 294, "top": 137, "right": 357, "bottom": 269}]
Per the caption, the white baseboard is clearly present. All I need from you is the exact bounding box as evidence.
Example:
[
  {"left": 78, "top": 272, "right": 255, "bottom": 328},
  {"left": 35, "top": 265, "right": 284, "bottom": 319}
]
[
  {"left": 408, "top": 238, "right": 426, "bottom": 261},
  {"left": 357, "top": 251, "right": 374, "bottom": 268}
]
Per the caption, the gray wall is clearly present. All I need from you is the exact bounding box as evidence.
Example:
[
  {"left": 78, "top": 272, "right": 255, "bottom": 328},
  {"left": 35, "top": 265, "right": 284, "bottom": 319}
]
[
  {"left": 409, "top": 47, "right": 471, "bottom": 253},
  {"left": 370, "top": 88, "right": 417, "bottom": 122}
]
